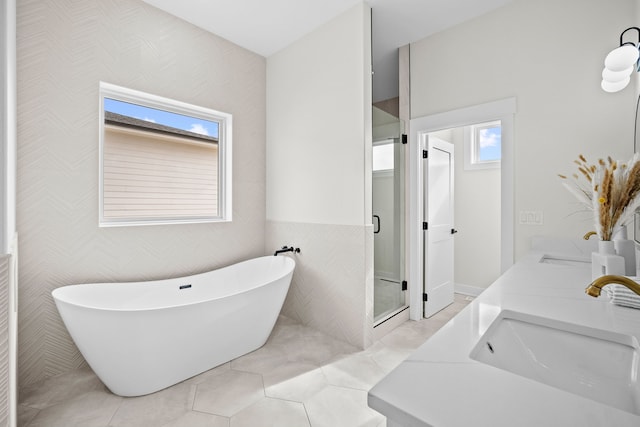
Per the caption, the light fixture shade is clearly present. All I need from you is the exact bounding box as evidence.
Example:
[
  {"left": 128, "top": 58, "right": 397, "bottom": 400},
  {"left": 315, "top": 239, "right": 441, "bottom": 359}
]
[
  {"left": 601, "top": 76, "right": 631, "bottom": 92},
  {"left": 602, "top": 65, "right": 634, "bottom": 82},
  {"left": 604, "top": 44, "right": 640, "bottom": 72}
]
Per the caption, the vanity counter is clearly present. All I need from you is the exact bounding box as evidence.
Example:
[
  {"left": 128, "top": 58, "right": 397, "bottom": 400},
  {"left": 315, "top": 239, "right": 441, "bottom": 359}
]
[{"left": 368, "top": 250, "right": 640, "bottom": 426}]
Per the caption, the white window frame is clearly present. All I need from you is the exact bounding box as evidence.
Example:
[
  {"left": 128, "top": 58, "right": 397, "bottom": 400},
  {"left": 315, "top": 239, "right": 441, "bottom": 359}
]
[
  {"left": 98, "top": 82, "right": 232, "bottom": 227},
  {"left": 464, "top": 120, "right": 501, "bottom": 170}
]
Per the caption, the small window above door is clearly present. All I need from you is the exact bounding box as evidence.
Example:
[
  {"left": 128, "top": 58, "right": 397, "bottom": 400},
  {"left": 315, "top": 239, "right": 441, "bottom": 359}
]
[{"left": 464, "top": 120, "right": 501, "bottom": 170}]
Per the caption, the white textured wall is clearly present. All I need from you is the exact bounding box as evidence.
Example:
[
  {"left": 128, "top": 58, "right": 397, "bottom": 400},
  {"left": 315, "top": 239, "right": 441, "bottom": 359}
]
[
  {"left": 454, "top": 135, "right": 501, "bottom": 288},
  {"left": 0, "top": 256, "right": 9, "bottom": 427},
  {"left": 266, "top": 3, "right": 374, "bottom": 348},
  {"left": 429, "top": 128, "right": 501, "bottom": 289},
  {"left": 266, "top": 3, "right": 371, "bottom": 226},
  {"left": 411, "top": 0, "right": 638, "bottom": 260},
  {"left": 17, "top": 0, "right": 266, "bottom": 389}
]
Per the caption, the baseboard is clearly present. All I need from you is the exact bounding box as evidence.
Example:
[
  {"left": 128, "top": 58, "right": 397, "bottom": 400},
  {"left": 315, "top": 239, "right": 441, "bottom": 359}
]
[{"left": 454, "top": 283, "right": 484, "bottom": 297}]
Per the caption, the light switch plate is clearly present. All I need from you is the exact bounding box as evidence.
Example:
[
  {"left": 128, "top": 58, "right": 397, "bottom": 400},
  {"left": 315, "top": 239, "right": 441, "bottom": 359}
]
[{"left": 519, "top": 210, "right": 543, "bottom": 225}]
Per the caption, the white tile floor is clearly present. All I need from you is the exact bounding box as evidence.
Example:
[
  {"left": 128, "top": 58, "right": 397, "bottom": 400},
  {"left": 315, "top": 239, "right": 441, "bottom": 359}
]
[{"left": 18, "top": 294, "right": 473, "bottom": 427}]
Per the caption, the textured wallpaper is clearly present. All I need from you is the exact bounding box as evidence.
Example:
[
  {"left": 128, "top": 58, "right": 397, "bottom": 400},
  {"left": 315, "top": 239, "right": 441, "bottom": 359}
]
[
  {"left": 266, "top": 221, "right": 374, "bottom": 350},
  {"left": 16, "top": 0, "right": 266, "bottom": 390},
  {"left": 0, "top": 255, "right": 9, "bottom": 425}
]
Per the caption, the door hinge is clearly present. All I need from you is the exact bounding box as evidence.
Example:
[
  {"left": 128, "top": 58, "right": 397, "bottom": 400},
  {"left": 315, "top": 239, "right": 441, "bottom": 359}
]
[
  {"left": 401, "top": 134, "right": 407, "bottom": 144},
  {"left": 423, "top": 293, "right": 428, "bottom": 302},
  {"left": 422, "top": 222, "right": 428, "bottom": 230},
  {"left": 422, "top": 150, "right": 428, "bottom": 159},
  {"left": 401, "top": 280, "right": 407, "bottom": 291}
]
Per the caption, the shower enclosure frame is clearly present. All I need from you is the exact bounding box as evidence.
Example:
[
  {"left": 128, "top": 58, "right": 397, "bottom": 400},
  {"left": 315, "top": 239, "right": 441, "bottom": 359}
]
[{"left": 372, "top": 135, "right": 408, "bottom": 326}]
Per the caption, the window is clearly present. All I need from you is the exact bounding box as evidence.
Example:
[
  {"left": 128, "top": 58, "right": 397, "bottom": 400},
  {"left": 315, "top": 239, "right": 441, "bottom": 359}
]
[
  {"left": 99, "top": 82, "right": 232, "bottom": 227},
  {"left": 373, "top": 141, "right": 394, "bottom": 171},
  {"left": 464, "top": 120, "right": 501, "bottom": 170}
]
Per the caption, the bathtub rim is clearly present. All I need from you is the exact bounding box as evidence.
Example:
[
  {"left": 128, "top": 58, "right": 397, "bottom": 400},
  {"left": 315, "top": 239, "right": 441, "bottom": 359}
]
[{"left": 51, "top": 255, "right": 295, "bottom": 313}]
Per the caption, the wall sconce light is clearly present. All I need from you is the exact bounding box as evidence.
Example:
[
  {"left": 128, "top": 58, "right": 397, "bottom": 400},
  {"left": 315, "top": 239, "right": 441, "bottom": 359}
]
[{"left": 601, "top": 27, "right": 640, "bottom": 93}]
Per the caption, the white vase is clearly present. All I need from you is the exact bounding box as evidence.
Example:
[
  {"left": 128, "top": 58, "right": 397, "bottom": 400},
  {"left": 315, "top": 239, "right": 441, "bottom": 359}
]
[
  {"left": 613, "top": 226, "right": 637, "bottom": 276},
  {"left": 592, "top": 240, "right": 626, "bottom": 280}
]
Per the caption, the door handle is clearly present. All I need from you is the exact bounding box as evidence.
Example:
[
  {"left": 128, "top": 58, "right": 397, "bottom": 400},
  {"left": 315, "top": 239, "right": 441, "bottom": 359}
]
[
  {"left": 373, "top": 215, "right": 381, "bottom": 234},
  {"left": 451, "top": 228, "right": 458, "bottom": 235}
]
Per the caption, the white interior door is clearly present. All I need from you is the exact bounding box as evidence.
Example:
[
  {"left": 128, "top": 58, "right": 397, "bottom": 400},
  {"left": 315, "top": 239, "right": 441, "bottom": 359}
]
[{"left": 423, "top": 137, "right": 455, "bottom": 318}]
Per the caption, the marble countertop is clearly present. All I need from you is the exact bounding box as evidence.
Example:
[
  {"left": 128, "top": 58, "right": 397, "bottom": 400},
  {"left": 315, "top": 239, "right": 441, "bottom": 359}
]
[{"left": 368, "top": 241, "right": 640, "bottom": 426}]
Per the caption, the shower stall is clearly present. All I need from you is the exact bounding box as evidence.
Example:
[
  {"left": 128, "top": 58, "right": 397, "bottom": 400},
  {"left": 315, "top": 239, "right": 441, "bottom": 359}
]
[{"left": 372, "top": 106, "right": 407, "bottom": 324}]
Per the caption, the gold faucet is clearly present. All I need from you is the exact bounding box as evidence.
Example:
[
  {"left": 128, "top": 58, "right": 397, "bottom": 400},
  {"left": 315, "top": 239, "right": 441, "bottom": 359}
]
[
  {"left": 585, "top": 275, "right": 640, "bottom": 297},
  {"left": 583, "top": 231, "right": 597, "bottom": 240}
]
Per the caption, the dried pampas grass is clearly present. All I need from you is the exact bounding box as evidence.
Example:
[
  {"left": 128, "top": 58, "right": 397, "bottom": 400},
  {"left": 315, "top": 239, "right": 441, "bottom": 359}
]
[{"left": 559, "top": 154, "right": 640, "bottom": 240}]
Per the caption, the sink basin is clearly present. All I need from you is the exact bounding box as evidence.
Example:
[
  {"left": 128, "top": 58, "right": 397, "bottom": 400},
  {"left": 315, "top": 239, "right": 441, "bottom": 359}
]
[
  {"left": 470, "top": 310, "right": 640, "bottom": 415},
  {"left": 538, "top": 253, "right": 590, "bottom": 266}
]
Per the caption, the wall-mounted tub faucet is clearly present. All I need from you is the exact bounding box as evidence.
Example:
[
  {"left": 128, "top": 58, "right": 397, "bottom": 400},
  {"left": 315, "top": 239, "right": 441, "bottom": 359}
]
[{"left": 274, "top": 246, "right": 301, "bottom": 256}]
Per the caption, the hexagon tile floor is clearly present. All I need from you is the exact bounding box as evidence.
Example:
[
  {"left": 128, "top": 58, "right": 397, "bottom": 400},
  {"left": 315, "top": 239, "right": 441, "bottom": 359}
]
[{"left": 18, "top": 294, "right": 473, "bottom": 427}]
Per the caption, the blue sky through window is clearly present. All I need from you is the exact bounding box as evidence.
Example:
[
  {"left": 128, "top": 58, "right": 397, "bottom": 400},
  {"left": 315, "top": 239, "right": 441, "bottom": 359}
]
[
  {"left": 478, "top": 126, "right": 501, "bottom": 161},
  {"left": 104, "top": 98, "right": 219, "bottom": 138}
]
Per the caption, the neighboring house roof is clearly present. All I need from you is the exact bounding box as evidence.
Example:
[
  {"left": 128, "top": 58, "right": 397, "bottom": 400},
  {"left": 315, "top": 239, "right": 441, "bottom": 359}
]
[{"left": 104, "top": 111, "right": 219, "bottom": 144}]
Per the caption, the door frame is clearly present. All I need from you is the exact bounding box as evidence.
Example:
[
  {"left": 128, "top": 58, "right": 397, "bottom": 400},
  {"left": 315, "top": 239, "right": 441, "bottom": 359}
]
[{"left": 408, "top": 98, "right": 516, "bottom": 320}]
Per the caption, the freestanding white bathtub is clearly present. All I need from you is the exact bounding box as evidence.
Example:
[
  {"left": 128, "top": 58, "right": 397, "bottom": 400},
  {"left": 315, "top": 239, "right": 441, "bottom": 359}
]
[{"left": 52, "top": 255, "right": 295, "bottom": 397}]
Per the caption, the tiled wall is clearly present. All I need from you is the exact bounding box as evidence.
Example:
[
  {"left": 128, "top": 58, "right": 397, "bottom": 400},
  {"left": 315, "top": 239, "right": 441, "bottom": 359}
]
[
  {"left": 16, "top": 0, "right": 266, "bottom": 391},
  {"left": 0, "top": 255, "right": 9, "bottom": 426},
  {"left": 264, "top": 4, "right": 374, "bottom": 350},
  {"left": 266, "top": 221, "right": 374, "bottom": 349}
]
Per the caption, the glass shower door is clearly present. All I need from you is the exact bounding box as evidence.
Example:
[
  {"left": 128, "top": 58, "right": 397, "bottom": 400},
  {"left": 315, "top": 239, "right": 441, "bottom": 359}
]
[{"left": 373, "top": 137, "right": 406, "bottom": 323}]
